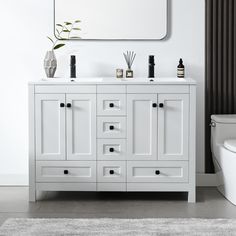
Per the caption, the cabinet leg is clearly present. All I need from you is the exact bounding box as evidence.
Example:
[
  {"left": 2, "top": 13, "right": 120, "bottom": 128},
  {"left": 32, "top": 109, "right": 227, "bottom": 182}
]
[
  {"left": 188, "top": 190, "right": 196, "bottom": 203},
  {"left": 29, "top": 188, "right": 36, "bottom": 202}
]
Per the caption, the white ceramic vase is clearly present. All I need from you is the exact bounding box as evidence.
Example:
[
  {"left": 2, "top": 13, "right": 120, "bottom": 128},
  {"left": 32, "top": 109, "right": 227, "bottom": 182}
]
[{"left": 44, "top": 50, "right": 57, "bottom": 78}]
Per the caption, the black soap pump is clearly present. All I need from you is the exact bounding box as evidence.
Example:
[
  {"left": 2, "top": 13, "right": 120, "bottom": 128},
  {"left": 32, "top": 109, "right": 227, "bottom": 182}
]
[
  {"left": 177, "top": 58, "right": 185, "bottom": 78},
  {"left": 70, "top": 55, "right": 76, "bottom": 78},
  {"left": 148, "top": 55, "right": 155, "bottom": 78}
]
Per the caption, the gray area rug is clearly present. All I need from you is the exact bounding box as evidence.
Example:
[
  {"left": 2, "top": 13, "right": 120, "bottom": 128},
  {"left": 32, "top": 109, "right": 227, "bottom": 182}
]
[{"left": 0, "top": 218, "right": 236, "bottom": 236}]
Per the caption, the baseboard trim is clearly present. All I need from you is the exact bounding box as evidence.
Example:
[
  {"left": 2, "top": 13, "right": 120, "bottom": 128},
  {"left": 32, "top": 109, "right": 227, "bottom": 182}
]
[
  {"left": 0, "top": 174, "right": 217, "bottom": 187},
  {"left": 196, "top": 174, "right": 217, "bottom": 186},
  {"left": 0, "top": 174, "right": 28, "bottom": 186}
]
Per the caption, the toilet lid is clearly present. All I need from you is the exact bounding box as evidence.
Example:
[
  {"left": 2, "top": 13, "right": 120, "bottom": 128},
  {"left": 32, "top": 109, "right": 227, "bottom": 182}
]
[{"left": 224, "top": 139, "right": 236, "bottom": 153}]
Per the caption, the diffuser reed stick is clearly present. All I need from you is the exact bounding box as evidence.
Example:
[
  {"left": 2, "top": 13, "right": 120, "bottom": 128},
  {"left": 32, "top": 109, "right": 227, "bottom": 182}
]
[{"left": 123, "top": 51, "right": 136, "bottom": 69}]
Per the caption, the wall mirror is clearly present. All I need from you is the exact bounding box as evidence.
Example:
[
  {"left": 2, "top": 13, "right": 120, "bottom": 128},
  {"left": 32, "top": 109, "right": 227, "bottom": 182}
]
[{"left": 54, "top": 0, "right": 168, "bottom": 40}]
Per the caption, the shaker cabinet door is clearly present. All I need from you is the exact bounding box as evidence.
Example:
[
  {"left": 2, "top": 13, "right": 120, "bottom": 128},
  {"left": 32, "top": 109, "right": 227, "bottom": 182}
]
[
  {"left": 66, "top": 94, "right": 96, "bottom": 160},
  {"left": 158, "top": 94, "right": 189, "bottom": 160},
  {"left": 35, "top": 94, "right": 66, "bottom": 160},
  {"left": 127, "top": 94, "right": 158, "bottom": 160}
]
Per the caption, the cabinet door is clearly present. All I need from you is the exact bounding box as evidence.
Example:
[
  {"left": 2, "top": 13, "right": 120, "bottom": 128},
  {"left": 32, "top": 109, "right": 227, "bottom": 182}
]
[
  {"left": 66, "top": 94, "right": 96, "bottom": 160},
  {"left": 158, "top": 94, "right": 189, "bottom": 160},
  {"left": 127, "top": 94, "right": 157, "bottom": 160},
  {"left": 35, "top": 94, "right": 65, "bottom": 160}
]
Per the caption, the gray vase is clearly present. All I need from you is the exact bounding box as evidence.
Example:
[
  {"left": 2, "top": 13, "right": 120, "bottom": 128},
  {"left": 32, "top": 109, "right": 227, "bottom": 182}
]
[{"left": 44, "top": 51, "right": 57, "bottom": 78}]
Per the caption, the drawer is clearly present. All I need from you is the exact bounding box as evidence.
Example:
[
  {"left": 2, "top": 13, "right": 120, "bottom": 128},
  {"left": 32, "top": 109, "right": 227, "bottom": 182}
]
[
  {"left": 127, "top": 161, "right": 188, "bottom": 183},
  {"left": 97, "top": 94, "right": 126, "bottom": 116},
  {"left": 97, "top": 117, "right": 126, "bottom": 138},
  {"left": 127, "top": 85, "right": 189, "bottom": 94},
  {"left": 35, "top": 85, "right": 96, "bottom": 94},
  {"left": 97, "top": 85, "right": 126, "bottom": 94},
  {"left": 97, "top": 139, "right": 126, "bottom": 160},
  {"left": 97, "top": 161, "right": 126, "bottom": 182},
  {"left": 36, "top": 161, "right": 96, "bottom": 182}
]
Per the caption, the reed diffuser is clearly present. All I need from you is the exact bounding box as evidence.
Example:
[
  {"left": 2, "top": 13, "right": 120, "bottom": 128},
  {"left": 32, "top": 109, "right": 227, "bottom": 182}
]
[{"left": 123, "top": 51, "right": 136, "bottom": 78}]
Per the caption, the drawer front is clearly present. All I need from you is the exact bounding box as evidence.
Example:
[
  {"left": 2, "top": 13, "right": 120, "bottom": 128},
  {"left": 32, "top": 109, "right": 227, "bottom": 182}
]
[
  {"left": 35, "top": 85, "right": 96, "bottom": 94},
  {"left": 127, "top": 161, "right": 188, "bottom": 183},
  {"left": 97, "top": 85, "right": 126, "bottom": 94},
  {"left": 97, "top": 161, "right": 126, "bottom": 182},
  {"left": 97, "top": 139, "right": 126, "bottom": 160},
  {"left": 97, "top": 94, "right": 126, "bottom": 116},
  {"left": 127, "top": 85, "right": 189, "bottom": 94},
  {"left": 36, "top": 161, "right": 96, "bottom": 182},
  {"left": 97, "top": 117, "right": 126, "bottom": 138}
]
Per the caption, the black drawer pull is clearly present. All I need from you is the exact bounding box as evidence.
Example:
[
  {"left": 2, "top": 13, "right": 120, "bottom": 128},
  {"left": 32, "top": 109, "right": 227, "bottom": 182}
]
[
  {"left": 109, "top": 170, "right": 114, "bottom": 175},
  {"left": 60, "top": 103, "right": 65, "bottom": 108},
  {"left": 159, "top": 103, "right": 164, "bottom": 108},
  {"left": 64, "top": 170, "right": 69, "bottom": 175},
  {"left": 67, "top": 103, "right": 72, "bottom": 108},
  {"left": 109, "top": 147, "right": 114, "bottom": 153},
  {"left": 152, "top": 103, "right": 157, "bottom": 108},
  {"left": 155, "top": 170, "right": 160, "bottom": 175},
  {"left": 109, "top": 103, "right": 114, "bottom": 108},
  {"left": 109, "top": 125, "right": 114, "bottom": 130}
]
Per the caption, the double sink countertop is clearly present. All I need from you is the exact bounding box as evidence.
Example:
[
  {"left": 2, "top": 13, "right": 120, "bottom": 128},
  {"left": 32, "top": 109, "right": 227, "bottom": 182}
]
[{"left": 29, "top": 77, "right": 196, "bottom": 85}]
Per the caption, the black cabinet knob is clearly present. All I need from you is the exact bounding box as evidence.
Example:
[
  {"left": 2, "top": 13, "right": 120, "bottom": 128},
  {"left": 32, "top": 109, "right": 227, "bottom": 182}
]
[
  {"left": 60, "top": 103, "right": 65, "bottom": 108},
  {"left": 109, "top": 125, "right": 114, "bottom": 130},
  {"left": 159, "top": 103, "right": 164, "bottom": 108},
  {"left": 152, "top": 103, "right": 157, "bottom": 108},
  {"left": 109, "top": 170, "right": 114, "bottom": 175},
  {"left": 109, "top": 103, "right": 114, "bottom": 108},
  {"left": 109, "top": 147, "right": 114, "bottom": 153},
  {"left": 67, "top": 103, "right": 72, "bottom": 108},
  {"left": 64, "top": 170, "right": 69, "bottom": 175},
  {"left": 155, "top": 170, "right": 160, "bottom": 175}
]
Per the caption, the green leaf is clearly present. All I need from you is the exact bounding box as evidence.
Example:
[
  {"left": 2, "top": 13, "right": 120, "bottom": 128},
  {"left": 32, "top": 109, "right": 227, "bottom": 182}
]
[
  {"left": 72, "top": 28, "right": 81, "bottom": 30},
  {"left": 59, "top": 38, "right": 68, "bottom": 40},
  {"left": 64, "top": 22, "right": 72, "bottom": 25},
  {"left": 47, "top": 36, "right": 54, "bottom": 44},
  {"left": 56, "top": 24, "right": 63, "bottom": 27},
  {"left": 56, "top": 29, "right": 60, "bottom": 35},
  {"left": 53, "top": 43, "right": 65, "bottom": 50},
  {"left": 75, "top": 20, "right": 81, "bottom": 23},
  {"left": 62, "top": 29, "right": 70, "bottom": 32}
]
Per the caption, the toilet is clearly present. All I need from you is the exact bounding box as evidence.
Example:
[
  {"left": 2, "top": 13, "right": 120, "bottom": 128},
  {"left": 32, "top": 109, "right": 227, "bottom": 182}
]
[{"left": 211, "top": 115, "right": 236, "bottom": 205}]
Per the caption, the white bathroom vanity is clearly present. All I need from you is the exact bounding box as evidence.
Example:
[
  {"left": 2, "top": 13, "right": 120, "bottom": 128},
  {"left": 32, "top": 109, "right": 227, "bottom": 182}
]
[{"left": 29, "top": 78, "right": 196, "bottom": 202}]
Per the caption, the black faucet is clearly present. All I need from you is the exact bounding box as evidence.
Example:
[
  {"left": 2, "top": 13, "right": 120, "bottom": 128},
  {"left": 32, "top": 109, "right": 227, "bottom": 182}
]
[
  {"left": 148, "top": 55, "right": 155, "bottom": 78},
  {"left": 70, "top": 55, "right": 76, "bottom": 78}
]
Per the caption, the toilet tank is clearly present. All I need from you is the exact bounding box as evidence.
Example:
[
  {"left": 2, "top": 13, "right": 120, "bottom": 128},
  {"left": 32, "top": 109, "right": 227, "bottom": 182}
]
[{"left": 211, "top": 115, "right": 236, "bottom": 145}]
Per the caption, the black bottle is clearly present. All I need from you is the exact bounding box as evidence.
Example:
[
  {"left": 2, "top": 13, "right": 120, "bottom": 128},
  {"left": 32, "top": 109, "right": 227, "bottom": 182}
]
[
  {"left": 148, "top": 55, "right": 155, "bottom": 78},
  {"left": 177, "top": 58, "right": 185, "bottom": 78},
  {"left": 70, "top": 55, "right": 76, "bottom": 78}
]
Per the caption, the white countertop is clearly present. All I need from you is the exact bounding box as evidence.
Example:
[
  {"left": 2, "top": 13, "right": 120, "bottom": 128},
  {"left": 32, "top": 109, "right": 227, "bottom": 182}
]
[{"left": 29, "top": 77, "right": 196, "bottom": 85}]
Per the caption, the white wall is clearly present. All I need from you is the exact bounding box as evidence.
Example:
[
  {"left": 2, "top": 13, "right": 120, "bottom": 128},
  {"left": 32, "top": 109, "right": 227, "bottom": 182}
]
[{"left": 0, "top": 0, "right": 205, "bottom": 185}]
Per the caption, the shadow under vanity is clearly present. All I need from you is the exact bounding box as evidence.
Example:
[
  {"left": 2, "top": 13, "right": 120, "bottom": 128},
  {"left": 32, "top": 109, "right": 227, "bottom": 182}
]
[{"left": 28, "top": 78, "right": 196, "bottom": 202}]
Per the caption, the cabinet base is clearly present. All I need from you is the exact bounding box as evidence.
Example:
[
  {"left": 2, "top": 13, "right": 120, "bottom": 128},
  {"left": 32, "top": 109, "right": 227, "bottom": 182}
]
[{"left": 29, "top": 183, "right": 195, "bottom": 203}]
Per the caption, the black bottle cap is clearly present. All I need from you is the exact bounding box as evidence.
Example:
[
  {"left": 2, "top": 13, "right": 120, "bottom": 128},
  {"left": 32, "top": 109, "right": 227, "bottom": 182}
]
[
  {"left": 179, "top": 58, "right": 183, "bottom": 64},
  {"left": 71, "top": 55, "right": 76, "bottom": 65},
  {"left": 149, "top": 55, "right": 155, "bottom": 64}
]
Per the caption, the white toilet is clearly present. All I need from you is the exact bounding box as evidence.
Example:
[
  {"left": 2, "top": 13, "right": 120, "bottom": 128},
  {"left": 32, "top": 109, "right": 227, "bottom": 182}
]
[{"left": 211, "top": 114, "right": 236, "bottom": 205}]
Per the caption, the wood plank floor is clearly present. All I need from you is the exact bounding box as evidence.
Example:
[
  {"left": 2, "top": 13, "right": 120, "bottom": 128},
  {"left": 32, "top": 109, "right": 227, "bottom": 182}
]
[{"left": 0, "top": 187, "right": 236, "bottom": 226}]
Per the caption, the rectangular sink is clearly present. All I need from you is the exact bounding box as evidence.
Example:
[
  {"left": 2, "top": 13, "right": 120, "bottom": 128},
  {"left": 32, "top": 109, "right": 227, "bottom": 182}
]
[{"left": 74, "top": 78, "right": 103, "bottom": 82}]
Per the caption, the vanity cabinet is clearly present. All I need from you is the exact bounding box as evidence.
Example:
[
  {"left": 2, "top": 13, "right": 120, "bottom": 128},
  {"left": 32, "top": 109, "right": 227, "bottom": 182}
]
[{"left": 29, "top": 79, "right": 196, "bottom": 202}]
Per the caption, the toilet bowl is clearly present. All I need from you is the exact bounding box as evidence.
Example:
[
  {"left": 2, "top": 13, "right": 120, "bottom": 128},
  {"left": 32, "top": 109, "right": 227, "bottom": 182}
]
[{"left": 211, "top": 115, "right": 236, "bottom": 205}]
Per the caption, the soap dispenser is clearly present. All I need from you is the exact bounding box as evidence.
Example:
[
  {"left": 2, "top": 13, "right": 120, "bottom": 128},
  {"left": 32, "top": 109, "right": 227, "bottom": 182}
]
[
  {"left": 148, "top": 55, "right": 155, "bottom": 78},
  {"left": 177, "top": 58, "right": 185, "bottom": 78}
]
